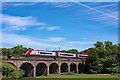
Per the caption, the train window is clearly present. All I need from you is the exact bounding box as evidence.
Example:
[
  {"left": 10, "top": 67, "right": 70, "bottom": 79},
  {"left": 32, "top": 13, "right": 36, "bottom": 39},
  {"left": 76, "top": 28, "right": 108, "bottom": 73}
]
[
  {"left": 29, "top": 51, "right": 31, "bottom": 52},
  {"left": 60, "top": 54, "right": 73, "bottom": 56},
  {"left": 24, "top": 50, "right": 28, "bottom": 53},
  {"left": 40, "top": 52, "right": 52, "bottom": 54}
]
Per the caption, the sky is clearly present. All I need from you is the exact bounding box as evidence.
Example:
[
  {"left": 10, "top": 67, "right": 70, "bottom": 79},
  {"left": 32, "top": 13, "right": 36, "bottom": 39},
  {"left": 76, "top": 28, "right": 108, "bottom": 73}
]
[{"left": 1, "top": 2, "right": 118, "bottom": 51}]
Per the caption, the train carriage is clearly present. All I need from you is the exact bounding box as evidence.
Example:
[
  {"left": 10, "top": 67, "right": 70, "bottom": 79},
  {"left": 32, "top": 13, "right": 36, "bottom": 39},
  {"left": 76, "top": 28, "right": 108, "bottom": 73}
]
[
  {"left": 23, "top": 50, "right": 88, "bottom": 58},
  {"left": 58, "top": 52, "right": 76, "bottom": 57}
]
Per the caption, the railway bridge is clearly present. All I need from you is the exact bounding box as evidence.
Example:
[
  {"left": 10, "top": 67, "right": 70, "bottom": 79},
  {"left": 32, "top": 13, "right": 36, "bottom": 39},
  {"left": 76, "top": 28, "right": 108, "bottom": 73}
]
[{"left": 2, "top": 56, "right": 86, "bottom": 77}]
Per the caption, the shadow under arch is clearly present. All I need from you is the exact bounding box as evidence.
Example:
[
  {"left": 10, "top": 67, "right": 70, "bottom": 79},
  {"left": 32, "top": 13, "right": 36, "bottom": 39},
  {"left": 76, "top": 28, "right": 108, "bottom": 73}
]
[
  {"left": 49, "top": 63, "right": 59, "bottom": 74},
  {"left": 70, "top": 63, "right": 76, "bottom": 73},
  {"left": 78, "top": 63, "right": 85, "bottom": 73},
  {"left": 36, "top": 63, "right": 47, "bottom": 76},
  {"left": 20, "top": 62, "right": 34, "bottom": 77},
  {"left": 61, "top": 63, "right": 68, "bottom": 73}
]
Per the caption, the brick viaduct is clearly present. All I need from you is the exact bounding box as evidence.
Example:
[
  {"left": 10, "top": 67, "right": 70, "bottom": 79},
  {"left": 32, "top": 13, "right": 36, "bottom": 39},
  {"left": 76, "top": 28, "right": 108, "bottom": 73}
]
[{"left": 2, "top": 56, "right": 86, "bottom": 77}]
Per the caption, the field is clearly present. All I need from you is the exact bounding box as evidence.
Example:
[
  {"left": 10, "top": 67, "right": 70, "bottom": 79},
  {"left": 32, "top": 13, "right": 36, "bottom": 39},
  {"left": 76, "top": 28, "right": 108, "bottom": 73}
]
[
  {"left": 21, "top": 74, "right": 119, "bottom": 80},
  {"left": 35, "top": 74, "right": 118, "bottom": 78},
  {"left": 2, "top": 74, "right": 119, "bottom": 80}
]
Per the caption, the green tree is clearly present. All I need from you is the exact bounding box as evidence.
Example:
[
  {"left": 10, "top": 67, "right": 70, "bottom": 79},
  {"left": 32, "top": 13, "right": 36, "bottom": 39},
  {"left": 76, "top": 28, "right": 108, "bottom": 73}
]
[
  {"left": 2, "top": 61, "right": 24, "bottom": 79},
  {"left": 2, "top": 45, "right": 28, "bottom": 56},
  {"left": 66, "top": 49, "right": 78, "bottom": 54},
  {"left": 84, "top": 41, "right": 118, "bottom": 74}
]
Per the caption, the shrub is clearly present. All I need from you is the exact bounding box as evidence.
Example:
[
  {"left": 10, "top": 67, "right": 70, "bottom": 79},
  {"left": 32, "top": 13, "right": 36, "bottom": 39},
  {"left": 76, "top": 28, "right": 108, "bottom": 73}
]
[{"left": 2, "top": 61, "right": 24, "bottom": 80}]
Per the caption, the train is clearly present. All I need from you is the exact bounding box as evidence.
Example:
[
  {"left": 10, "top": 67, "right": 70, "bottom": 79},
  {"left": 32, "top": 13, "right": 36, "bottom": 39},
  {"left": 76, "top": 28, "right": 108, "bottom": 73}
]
[{"left": 23, "top": 50, "right": 88, "bottom": 58}]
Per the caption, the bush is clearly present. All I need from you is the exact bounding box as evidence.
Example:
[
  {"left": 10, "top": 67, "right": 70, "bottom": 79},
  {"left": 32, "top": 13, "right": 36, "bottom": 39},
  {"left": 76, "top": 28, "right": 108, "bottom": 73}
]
[
  {"left": 61, "top": 72, "right": 75, "bottom": 75},
  {"left": 2, "top": 61, "right": 24, "bottom": 80}
]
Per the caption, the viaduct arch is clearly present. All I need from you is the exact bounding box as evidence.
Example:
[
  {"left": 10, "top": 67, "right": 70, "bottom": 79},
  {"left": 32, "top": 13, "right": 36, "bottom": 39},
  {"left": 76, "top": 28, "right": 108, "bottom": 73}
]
[{"left": 2, "top": 56, "right": 86, "bottom": 77}]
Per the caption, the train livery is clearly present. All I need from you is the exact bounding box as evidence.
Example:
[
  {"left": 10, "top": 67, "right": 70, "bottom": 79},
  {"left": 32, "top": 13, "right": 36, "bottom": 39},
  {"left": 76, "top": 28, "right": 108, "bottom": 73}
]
[{"left": 23, "top": 50, "right": 88, "bottom": 58}]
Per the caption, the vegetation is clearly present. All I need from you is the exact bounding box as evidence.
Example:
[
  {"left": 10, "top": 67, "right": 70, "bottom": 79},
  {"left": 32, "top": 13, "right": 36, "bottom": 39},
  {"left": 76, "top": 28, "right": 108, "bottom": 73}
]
[
  {"left": 2, "top": 74, "right": 118, "bottom": 80},
  {"left": 61, "top": 72, "right": 75, "bottom": 75},
  {"left": 2, "top": 61, "right": 24, "bottom": 80},
  {"left": 35, "top": 74, "right": 118, "bottom": 78},
  {"left": 1, "top": 45, "right": 33, "bottom": 56},
  {"left": 1, "top": 41, "right": 120, "bottom": 75},
  {"left": 84, "top": 41, "right": 120, "bottom": 74}
]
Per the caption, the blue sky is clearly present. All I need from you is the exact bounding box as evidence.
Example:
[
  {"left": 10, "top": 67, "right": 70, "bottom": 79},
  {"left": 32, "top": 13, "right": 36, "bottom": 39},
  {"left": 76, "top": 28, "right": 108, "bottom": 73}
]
[{"left": 1, "top": 2, "right": 118, "bottom": 51}]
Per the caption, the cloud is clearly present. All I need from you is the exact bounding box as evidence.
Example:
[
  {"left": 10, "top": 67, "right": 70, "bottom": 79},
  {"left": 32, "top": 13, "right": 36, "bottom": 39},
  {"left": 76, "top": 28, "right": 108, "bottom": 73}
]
[
  {"left": 47, "top": 26, "right": 60, "bottom": 31},
  {"left": 92, "top": 11, "right": 118, "bottom": 26},
  {"left": 38, "top": 27, "right": 45, "bottom": 30},
  {"left": 2, "top": 0, "right": 119, "bottom": 2},
  {"left": 66, "top": 41, "right": 94, "bottom": 44},
  {"left": 11, "top": 3, "right": 37, "bottom": 6},
  {"left": 71, "top": 0, "right": 118, "bottom": 20},
  {"left": 2, "top": 2, "right": 37, "bottom": 7},
  {"left": 39, "top": 37, "right": 64, "bottom": 42},
  {"left": 94, "top": 4, "right": 116, "bottom": 9},
  {"left": 2, "top": 32, "right": 62, "bottom": 48},
  {"left": 38, "top": 26, "right": 60, "bottom": 31},
  {"left": 2, "top": 14, "right": 46, "bottom": 31},
  {"left": 45, "top": 2, "right": 75, "bottom": 8}
]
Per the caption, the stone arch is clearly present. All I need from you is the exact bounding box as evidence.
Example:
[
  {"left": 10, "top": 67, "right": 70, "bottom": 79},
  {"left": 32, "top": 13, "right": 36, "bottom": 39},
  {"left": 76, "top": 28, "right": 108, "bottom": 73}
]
[
  {"left": 61, "top": 63, "right": 68, "bottom": 73},
  {"left": 20, "top": 62, "right": 34, "bottom": 77},
  {"left": 70, "top": 63, "right": 77, "bottom": 73},
  {"left": 78, "top": 63, "right": 85, "bottom": 73},
  {"left": 49, "top": 63, "right": 59, "bottom": 74},
  {"left": 36, "top": 63, "right": 47, "bottom": 76}
]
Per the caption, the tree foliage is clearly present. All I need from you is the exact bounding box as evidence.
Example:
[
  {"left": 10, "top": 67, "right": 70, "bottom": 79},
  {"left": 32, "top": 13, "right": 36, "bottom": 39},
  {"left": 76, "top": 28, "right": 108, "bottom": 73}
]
[
  {"left": 1, "top": 45, "right": 30, "bottom": 56},
  {"left": 1, "top": 41, "right": 120, "bottom": 74},
  {"left": 2, "top": 61, "right": 24, "bottom": 79},
  {"left": 84, "top": 41, "right": 119, "bottom": 74}
]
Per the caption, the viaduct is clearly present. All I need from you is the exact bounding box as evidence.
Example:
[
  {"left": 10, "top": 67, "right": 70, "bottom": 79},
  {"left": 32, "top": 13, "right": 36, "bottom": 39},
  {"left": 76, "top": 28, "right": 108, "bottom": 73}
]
[{"left": 2, "top": 55, "right": 86, "bottom": 77}]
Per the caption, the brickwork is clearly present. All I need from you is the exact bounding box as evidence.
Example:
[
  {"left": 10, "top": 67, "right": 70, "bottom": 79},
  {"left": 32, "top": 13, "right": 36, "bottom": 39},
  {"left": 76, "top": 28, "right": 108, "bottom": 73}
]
[{"left": 2, "top": 56, "right": 86, "bottom": 77}]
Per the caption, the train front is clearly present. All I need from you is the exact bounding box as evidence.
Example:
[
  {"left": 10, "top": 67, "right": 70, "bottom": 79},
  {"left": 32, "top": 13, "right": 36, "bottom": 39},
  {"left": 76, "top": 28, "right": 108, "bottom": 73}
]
[{"left": 23, "top": 50, "right": 32, "bottom": 56}]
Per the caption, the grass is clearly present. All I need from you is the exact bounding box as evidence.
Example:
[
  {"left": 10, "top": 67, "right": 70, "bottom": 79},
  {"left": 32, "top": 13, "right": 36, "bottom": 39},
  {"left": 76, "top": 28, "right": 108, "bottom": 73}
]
[
  {"left": 21, "top": 74, "right": 119, "bottom": 80},
  {"left": 2, "top": 74, "right": 119, "bottom": 80},
  {"left": 35, "top": 74, "right": 118, "bottom": 78}
]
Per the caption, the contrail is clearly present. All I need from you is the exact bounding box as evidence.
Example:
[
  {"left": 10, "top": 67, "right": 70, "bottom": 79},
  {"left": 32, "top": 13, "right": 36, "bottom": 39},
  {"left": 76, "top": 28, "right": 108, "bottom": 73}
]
[{"left": 71, "top": 0, "right": 118, "bottom": 20}]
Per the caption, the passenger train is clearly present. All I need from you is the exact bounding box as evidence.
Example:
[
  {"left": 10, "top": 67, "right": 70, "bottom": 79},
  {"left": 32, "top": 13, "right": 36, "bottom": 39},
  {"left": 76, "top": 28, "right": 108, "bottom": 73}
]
[{"left": 23, "top": 50, "right": 88, "bottom": 58}]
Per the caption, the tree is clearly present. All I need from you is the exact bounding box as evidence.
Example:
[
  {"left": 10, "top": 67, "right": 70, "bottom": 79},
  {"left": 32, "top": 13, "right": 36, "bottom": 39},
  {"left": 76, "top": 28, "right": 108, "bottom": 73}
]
[
  {"left": 85, "top": 48, "right": 99, "bottom": 73},
  {"left": 2, "top": 61, "right": 24, "bottom": 79},
  {"left": 2, "top": 45, "right": 28, "bottom": 56},
  {"left": 84, "top": 41, "right": 118, "bottom": 74},
  {"left": 94, "top": 41, "right": 104, "bottom": 48},
  {"left": 66, "top": 49, "right": 78, "bottom": 54}
]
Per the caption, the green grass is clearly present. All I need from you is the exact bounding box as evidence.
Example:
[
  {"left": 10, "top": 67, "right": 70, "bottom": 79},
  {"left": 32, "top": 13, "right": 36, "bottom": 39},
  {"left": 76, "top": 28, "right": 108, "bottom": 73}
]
[
  {"left": 2, "top": 74, "right": 119, "bottom": 80},
  {"left": 36, "top": 74, "right": 118, "bottom": 78}
]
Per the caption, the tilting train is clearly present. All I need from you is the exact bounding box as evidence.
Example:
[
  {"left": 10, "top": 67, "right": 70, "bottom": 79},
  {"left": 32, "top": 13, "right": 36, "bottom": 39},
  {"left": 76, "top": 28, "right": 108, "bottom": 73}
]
[{"left": 23, "top": 50, "right": 88, "bottom": 58}]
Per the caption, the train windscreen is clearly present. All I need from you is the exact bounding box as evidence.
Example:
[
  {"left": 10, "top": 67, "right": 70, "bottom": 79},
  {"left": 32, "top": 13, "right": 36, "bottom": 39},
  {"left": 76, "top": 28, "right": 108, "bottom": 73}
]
[{"left": 24, "top": 50, "right": 29, "bottom": 53}]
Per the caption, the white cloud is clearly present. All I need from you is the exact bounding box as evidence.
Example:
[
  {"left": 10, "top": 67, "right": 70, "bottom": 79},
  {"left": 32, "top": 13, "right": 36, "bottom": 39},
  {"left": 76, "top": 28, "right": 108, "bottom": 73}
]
[
  {"left": 2, "top": 0, "right": 119, "bottom": 2},
  {"left": 94, "top": 4, "right": 116, "bottom": 9},
  {"left": 2, "top": 2, "right": 38, "bottom": 7},
  {"left": 47, "top": 26, "right": 60, "bottom": 31},
  {"left": 66, "top": 41, "right": 94, "bottom": 44},
  {"left": 2, "top": 32, "right": 62, "bottom": 48},
  {"left": 2, "top": 14, "right": 46, "bottom": 31},
  {"left": 45, "top": 2, "right": 75, "bottom": 8},
  {"left": 49, "top": 37, "right": 64, "bottom": 41},
  {"left": 38, "top": 26, "right": 60, "bottom": 31},
  {"left": 12, "top": 3, "right": 37, "bottom": 6},
  {"left": 39, "top": 37, "right": 64, "bottom": 42},
  {"left": 71, "top": 0, "right": 118, "bottom": 20},
  {"left": 38, "top": 27, "right": 45, "bottom": 30},
  {"left": 92, "top": 11, "right": 118, "bottom": 26}
]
